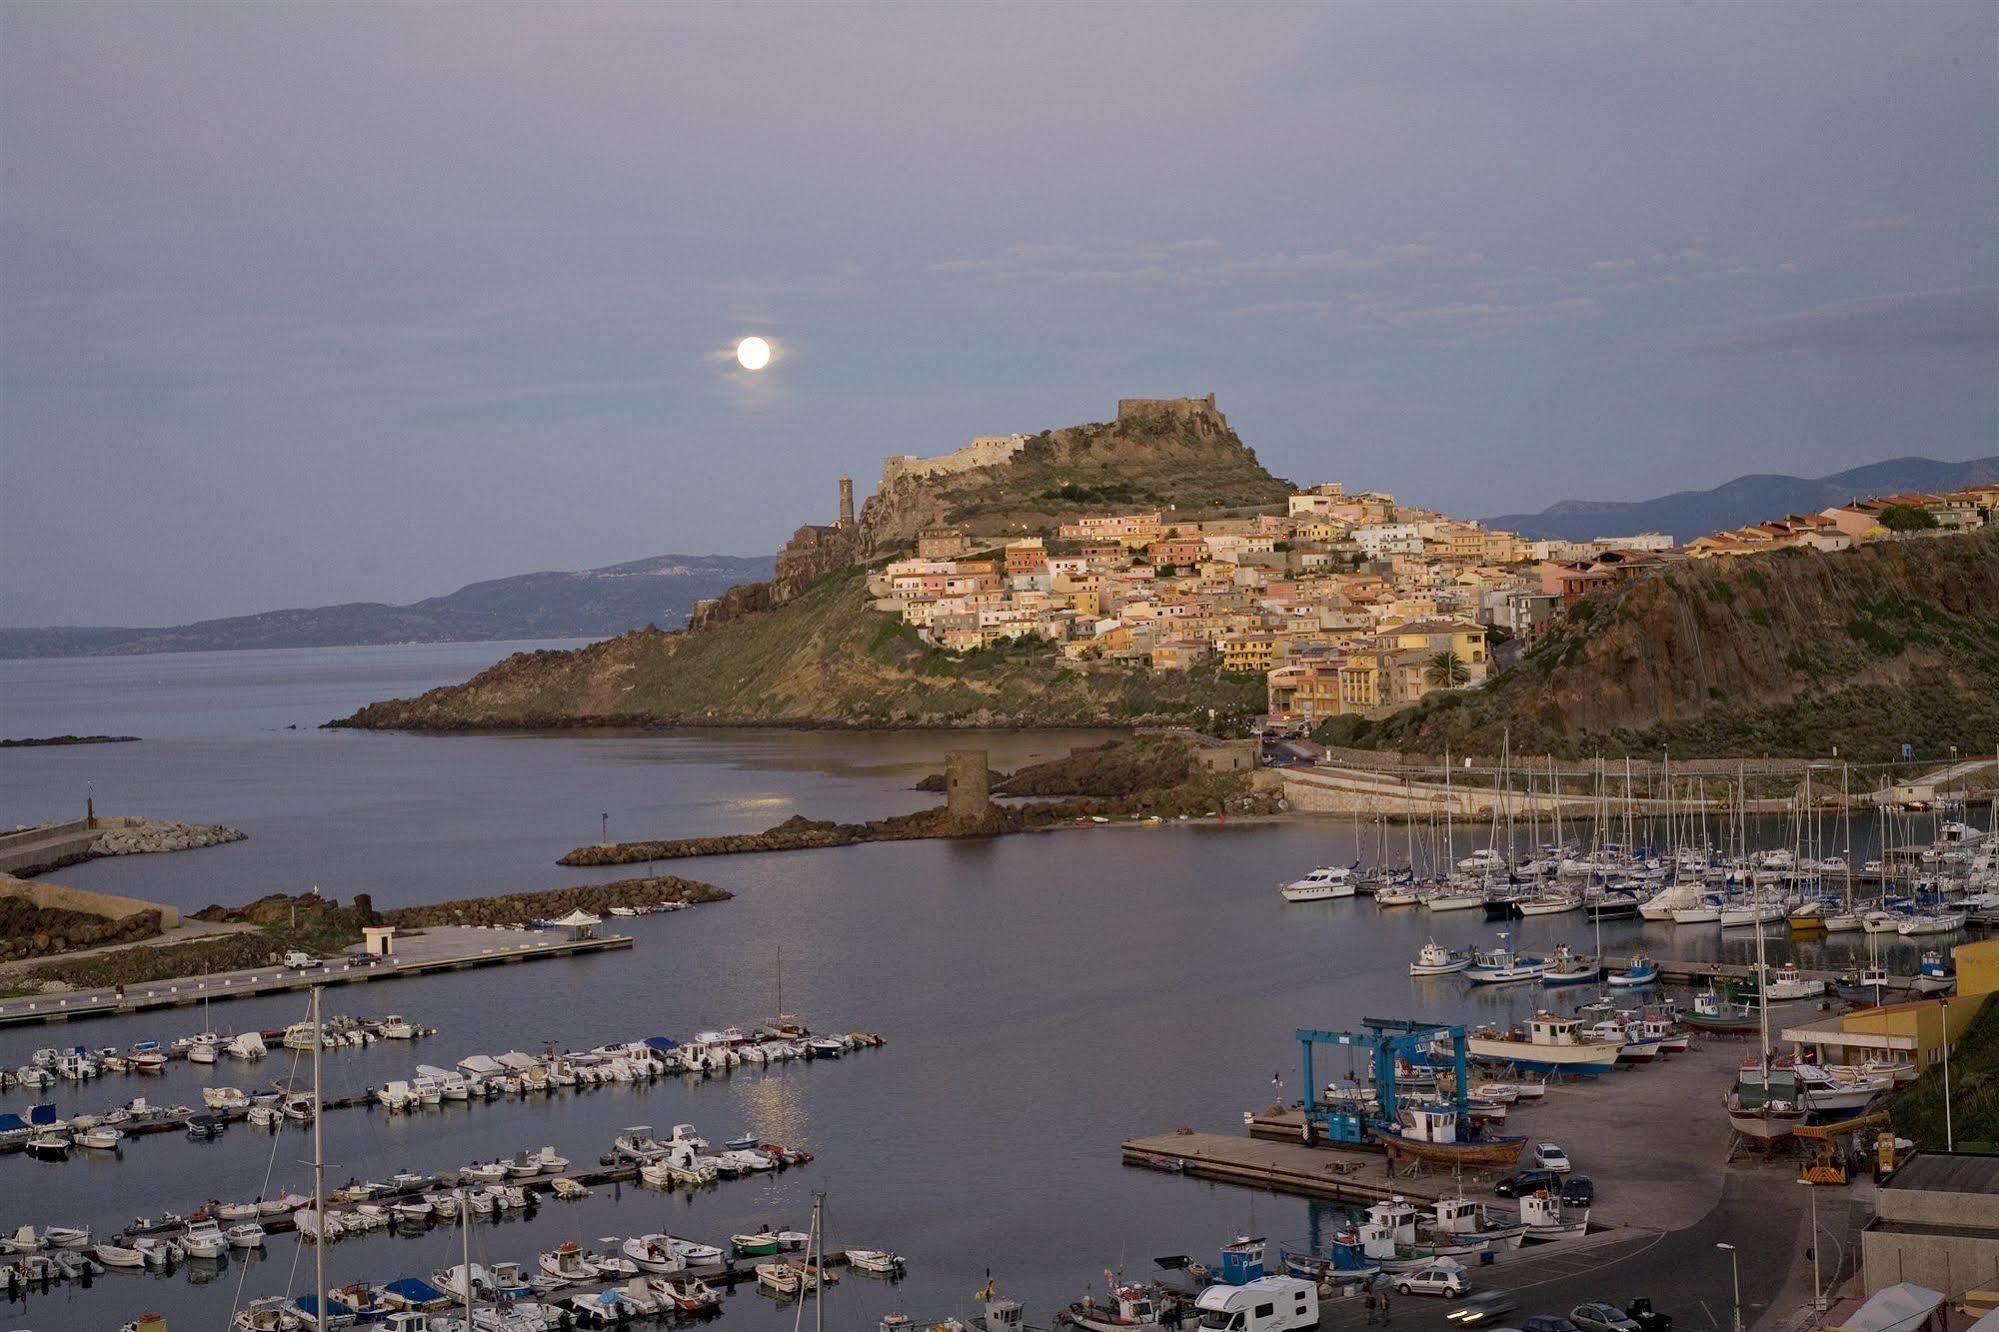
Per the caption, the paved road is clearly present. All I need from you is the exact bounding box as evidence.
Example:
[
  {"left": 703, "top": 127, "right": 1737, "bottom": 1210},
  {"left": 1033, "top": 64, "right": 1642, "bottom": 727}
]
[{"left": 1309, "top": 1168, "right": 1825, "bottom": 1332}]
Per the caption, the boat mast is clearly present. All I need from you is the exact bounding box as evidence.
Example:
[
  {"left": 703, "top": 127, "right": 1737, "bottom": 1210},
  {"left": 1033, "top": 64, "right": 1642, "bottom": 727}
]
[
  {"left": 461, "top": 1179, "right": 473, "bottom": 1326},
  {"left": 311, "top": 984, "right": 326, "bottom": 1332}
]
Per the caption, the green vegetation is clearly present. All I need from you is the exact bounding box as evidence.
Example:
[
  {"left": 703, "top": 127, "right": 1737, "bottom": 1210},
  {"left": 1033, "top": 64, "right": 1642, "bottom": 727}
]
[
  {"left": 22, "top": 917, "right": 365, "bottom": 990},
  {"left": 1331, "top": 531, "right": 1999, "bottom": 760},
  {"left": 1889, "top": 996, "right": 1999, "bottom": 1151},
  {"left": 1425, "top": 651, "right": 1470, "bottom": 687},
  {"left": 1879, "top": 505, "right": 1939, "bottom": 532},
  {"left": 341, "top": 565, "right": 1267, "bottom": 730},
  {"left": 1042, "top": 481, "right": 1146, "bottom": 505}
]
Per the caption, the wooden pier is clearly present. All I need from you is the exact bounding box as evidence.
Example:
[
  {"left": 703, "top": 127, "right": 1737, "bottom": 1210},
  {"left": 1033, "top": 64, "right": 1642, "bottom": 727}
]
[{"left": 0, "top": 926, "right": 633, "bottom": 1028}]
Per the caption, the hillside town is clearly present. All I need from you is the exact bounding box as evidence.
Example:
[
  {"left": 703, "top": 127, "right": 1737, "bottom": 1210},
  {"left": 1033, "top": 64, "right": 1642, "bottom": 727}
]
[{"left": 864, "top": 477, "right": 1999, "bottom": 729}]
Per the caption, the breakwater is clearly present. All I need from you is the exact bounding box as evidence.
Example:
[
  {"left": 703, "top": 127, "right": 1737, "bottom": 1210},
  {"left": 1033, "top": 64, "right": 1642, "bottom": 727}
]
[
  {"left": 559, "top": 787, "right": 1283, "bottom": 867},
  {"left": 379, "top": 875, "right": 729, "bottom": 928}
]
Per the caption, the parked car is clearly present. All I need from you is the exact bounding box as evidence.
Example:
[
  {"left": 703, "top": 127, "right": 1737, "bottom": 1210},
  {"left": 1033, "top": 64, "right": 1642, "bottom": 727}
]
[
  {"left": 1624, "top": 1299, "right": 1673, "bottom": 1332},
  {"left": 1531, "top": 1142, "right": 1572, "bottom": 1173},
  {"left": 1495, "top": 1169, "right": 1562, "bottom": 1197},
  {"left": 1522, "top": 1318, "right": 1580, "bottom": 1332},
  {"left": 1560, "top": 1176, "right": 1596, "bottom": 1206},
  {"left": 1571, "top": 1306, "right": 1643, "bottom": 1332},
  {"left": 1397, "top": 1263, "right": 1471, "bottom": 1298},
  {"left": 1446, "top": 1291, "right": 1520, "bottom": 1325}
]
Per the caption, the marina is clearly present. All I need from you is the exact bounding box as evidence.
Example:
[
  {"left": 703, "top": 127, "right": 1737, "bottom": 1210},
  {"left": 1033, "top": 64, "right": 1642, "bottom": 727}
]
[{"left": 1, "top": 648, "right": 1988, "bottom": 1330}]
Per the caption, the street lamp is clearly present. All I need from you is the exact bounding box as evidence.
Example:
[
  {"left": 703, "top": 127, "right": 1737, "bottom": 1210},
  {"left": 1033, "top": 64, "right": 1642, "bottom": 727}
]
[
  {"left": 1797, "top": 1179, "right": 1825, "bottom": 1313},
  {"left": 1717, "top": 1243, "right": 1743, "bottom": 1332}
]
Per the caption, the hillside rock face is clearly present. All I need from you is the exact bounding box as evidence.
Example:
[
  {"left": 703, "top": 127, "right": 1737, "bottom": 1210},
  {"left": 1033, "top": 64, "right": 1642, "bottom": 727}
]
[
  {"left": 858, "top": 395, "right": 1288, "bottom": 553},
  {"left": 1348, "top": 530, "right": 1999, "bottom": 759}
]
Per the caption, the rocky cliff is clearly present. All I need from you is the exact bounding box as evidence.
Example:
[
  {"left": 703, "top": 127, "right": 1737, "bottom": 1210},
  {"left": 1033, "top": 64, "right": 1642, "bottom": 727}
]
[
  {"left": 1334, "top": 530, "right": 1999, "bottom": 759},
  {"left": 856, "top": 395, "right": 1291, "bottom": 552}
]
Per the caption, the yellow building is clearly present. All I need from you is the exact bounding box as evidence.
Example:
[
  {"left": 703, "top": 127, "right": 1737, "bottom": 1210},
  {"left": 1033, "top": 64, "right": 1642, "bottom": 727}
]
[
  {"left": 1782, "top": 938, "right": 1997, "bottom": 1071},
  {"left": 1219, "top": 631, "right": 1281, "bottom": 674},
  {"left": 1373, "top": 619, "right": 1490, "bottom": 679}
]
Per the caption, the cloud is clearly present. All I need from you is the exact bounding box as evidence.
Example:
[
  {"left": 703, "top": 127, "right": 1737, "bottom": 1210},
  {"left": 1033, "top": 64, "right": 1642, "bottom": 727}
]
[
  {"left": 1217, "top": 298, "right": 1335, "bottom": 319},
  {"left": 1852, "top": 214, "right": 1916, "bottom": 232},
  {"left": 1588, "top": 258, "right": 1636, "bottom": 275},
  {"left": 1356, "top": 294, "right": 1597, "bottom": 341},
  {"left": 929, "top": 237, "right": 1466, "bottom": 288},
  {"left": 1676, "top": 286, "right": 1999, "bottom": 354}
]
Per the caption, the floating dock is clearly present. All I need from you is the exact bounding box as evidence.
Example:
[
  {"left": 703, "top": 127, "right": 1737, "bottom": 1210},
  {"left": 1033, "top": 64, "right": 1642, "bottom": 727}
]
[{"left": 0, "top": 926, "right": 633, "bottom": 1028}]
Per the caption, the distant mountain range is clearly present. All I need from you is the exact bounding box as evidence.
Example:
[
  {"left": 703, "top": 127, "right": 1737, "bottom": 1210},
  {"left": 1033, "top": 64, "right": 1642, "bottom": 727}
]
[
  {"left": 0, "top": 554, "right": 775, "bottom": 659},
  {"left": 1488, "top": 455, "right": 1999, "bottom": 543}
]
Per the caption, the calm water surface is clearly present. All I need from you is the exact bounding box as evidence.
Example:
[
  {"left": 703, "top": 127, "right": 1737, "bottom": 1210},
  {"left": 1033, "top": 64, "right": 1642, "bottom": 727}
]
[{"left": 0, "top": 645, "right": 1943, "bottom": 1330}]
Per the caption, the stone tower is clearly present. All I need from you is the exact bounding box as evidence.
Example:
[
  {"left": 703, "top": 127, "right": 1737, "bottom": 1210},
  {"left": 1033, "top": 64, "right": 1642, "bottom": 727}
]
[
  {"left": 838, "top": 476, "right": 855, "bottom": 527},
  {"left": 944, "top": 749, "right": 992, "bottom": 823}
]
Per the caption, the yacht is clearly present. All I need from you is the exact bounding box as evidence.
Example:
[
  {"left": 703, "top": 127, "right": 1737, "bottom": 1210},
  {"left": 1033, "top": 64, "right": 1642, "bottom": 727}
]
[{"left": 1281, "top": 865, "right": 1357, "bottom": 901}]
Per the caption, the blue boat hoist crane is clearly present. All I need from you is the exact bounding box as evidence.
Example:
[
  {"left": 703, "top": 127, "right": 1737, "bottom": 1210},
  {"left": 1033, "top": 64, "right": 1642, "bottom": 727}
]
[{"left": 1296, "top": 1017, "right": 1470, "bottom": 1146}]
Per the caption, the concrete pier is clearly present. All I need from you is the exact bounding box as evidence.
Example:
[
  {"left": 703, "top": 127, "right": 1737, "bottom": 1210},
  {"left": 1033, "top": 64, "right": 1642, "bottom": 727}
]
[{"left": 0, "top": 925, "right": 632, "bottom": 1028}]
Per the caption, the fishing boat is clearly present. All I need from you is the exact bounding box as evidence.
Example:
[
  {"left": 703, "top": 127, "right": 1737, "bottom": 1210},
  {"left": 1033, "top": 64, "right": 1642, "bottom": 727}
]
[
  {"left": 1465, "top": 1013, "right": 1624, "bottom": 1075},
  {"left": 1607, "top": 953, "right": 1659, "bottom": 987},
  {"left": 1408, "top": 940, "right": 1470, "bottom": 976},
  {"left": 756, "top": 1262, "right": 806, "bottom": 1297},
  {"left": 1539, "top": 945, "right": 1599, "bottom": 987},
  {"left": 182, "top": 1218, "right": 230, "bottom": 1260},
  {"left": 1518, "top": 1189, "right": 1588, "bottom": 1242},
  {"left": 1684, "top": 989, "right": 1759, "bottom": 1036},
  {"left": 1367, "top": 1104, "right": 1526, "bottom": 1171},
  {"left": 1353, "top": 1197, "right": 1493, "bottom": 1271},
  {"left": 1912, "top": 951, "right": 1956, "bottom": 995},
  {"left": 1281, "top": 866, "right": 1356, "bottom": 902},
  {"left": 1463, "top": 933, "right": 1547, "bottom": 985},
  {"left": 1058, "top": 1271, "right": 1184, "bottom": 1332}
]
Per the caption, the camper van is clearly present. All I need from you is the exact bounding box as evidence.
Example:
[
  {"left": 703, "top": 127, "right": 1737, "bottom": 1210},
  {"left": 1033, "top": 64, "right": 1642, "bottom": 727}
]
[{"left": 1195, "top": 1276, "right": 1319, "bottom": 1332}]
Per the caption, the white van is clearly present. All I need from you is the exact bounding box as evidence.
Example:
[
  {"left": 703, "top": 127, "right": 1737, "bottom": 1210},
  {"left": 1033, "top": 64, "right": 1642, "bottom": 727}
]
[{"left": 1195, "top": 1276, "right": 1319, "bottom": 1332}]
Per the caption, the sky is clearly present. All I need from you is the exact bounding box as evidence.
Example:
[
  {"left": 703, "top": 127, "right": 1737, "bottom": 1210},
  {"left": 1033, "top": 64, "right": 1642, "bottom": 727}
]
[{"left": 3, "top": 1, "right": 1995, "bottom": 626}]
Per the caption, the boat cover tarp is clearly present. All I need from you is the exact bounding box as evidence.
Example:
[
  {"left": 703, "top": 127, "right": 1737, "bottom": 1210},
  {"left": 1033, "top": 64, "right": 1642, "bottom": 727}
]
[
  {"left": 496, "top": 1051, "right": 542, "bottom": 1071},
  {"left": 385, "top": 1275, "right": 450, "bottom": 1307},
  {"left": 1825, "top": 1284, "right": 1945, "bottom": 1332},
  {"left": 293, "top": 1294, "right": 356, "bottom": 1319},
  {"left": 29, "top": 1103, "right": 57, "bottom": 1125},
  {"left": 644, "top": 1036, "right": 680, "bottom": 1051},
  {"left": 457, "top": 1054, "right": 504, "bottom": 1076},
  {"left": 0, "top": 1114, "right": 25, "bottom": 1134}
]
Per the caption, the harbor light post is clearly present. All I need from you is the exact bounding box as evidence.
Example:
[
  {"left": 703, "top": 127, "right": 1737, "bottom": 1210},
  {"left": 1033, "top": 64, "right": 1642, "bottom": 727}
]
[
  {"left": 1717, "top": 1242, "right": 1742, "bottom": 1332},
  {"left": 1798, "top": 1179, "right": 1824, "bottom": 1313},
  {"left": 1943, "top": 1002, "right": 1955, "bottom": 1151}
]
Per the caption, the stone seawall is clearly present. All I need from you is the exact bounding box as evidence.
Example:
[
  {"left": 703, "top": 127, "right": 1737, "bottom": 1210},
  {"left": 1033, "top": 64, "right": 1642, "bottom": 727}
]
[
  {"left": 380, "top": 876, "right": 730, "bottom": 929},
  {"left": 0, "top": 816, "right": 245, "bottom": 877}
]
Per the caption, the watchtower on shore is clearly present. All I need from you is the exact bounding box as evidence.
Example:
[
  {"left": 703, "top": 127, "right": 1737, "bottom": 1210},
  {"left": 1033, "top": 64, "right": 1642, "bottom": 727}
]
[{"left": 944, "top": 749, "right": 992, "bottom": 823}]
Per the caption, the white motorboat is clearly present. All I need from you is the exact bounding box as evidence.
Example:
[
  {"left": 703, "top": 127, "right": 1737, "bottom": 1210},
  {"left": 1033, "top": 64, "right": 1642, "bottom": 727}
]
[
  {"left": 135, "top": 1236, "right": 185, "bottom": 1268},
  {"left": 94, "top": 1242, "right": 146, "bottom": 1268},
  {"left": 1861, "top": 910, "right": 1907, "bottom": 935},
  {"left": 231, "top": 1295, "right": 302, "bottom": 1331},
  {"left": 226, "top": 1032, "right": 267, "bottom": 1060},
  {"left": 74, "top": 1125, "right": 124, "bottom": 1151},
  {"left": 613, "top": 1125, "right": 669, "bottom": 1161},
  {"left": 847, "top": 1248, "right": 907, "bottom": 1274},
  {"left": 182, "top": 1218, "right": 229, "bottom": 1260},
  {"left": 1409, "top": 940, "right": 1470, "bottom": 976},
  {"left": 539, "top": 1241, "right": 599, "bottom": 1282},
  {"left": 1463, "top": 934, "right": 1547, "bottom": 985},
  {"left": 623, "top": 1234, "right": 688, "bottom": 1275},
  {"left": 1281, "top": 866, "right": 1357, "bottom": 902},
  {"left": 756, "top": 1262, "right": 805, "bottom": 1296},
  {"left": 226, "top": 1222, "right": 266, "bottom": 1249},
  {"left": 204, "top": 1086, "right": 251, "bottom": 1111},
  {"left": 379, "top": 1015, "right": 416, "bottom": 1039},
  {"left": 434, "top": 1262, "right": 492, "bottom": 1300}
]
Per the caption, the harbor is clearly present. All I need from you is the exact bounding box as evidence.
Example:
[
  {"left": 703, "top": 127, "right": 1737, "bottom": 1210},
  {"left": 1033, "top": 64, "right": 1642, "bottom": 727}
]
[{"left": 2, "top": 650, "right": 1987, "bottom": 1332}]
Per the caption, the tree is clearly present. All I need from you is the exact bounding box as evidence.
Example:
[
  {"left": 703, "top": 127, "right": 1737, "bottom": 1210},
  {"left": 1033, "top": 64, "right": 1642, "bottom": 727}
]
[
  {"left": 1426, "top": 650, "right": 1470, "bottom": 688},
  {"left": 1878, "top": 504, "right": 1938, "bottom": 532}
]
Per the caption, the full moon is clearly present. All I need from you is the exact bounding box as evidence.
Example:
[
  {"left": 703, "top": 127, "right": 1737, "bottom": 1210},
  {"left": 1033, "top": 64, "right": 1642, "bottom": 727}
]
[{"left": 735, "top": 336, "right": 771, "bottom": 370}]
